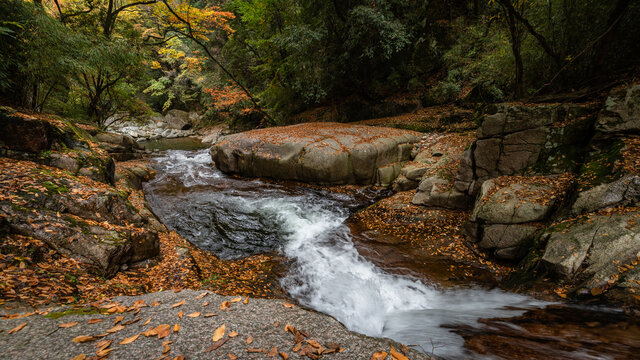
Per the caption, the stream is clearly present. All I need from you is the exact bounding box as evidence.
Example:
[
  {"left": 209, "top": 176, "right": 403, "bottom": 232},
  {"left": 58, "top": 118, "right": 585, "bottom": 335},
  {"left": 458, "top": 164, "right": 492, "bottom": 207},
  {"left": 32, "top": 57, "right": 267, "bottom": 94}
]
[{"left": 143, "top": 147, "right": 640, "bottom": 359}]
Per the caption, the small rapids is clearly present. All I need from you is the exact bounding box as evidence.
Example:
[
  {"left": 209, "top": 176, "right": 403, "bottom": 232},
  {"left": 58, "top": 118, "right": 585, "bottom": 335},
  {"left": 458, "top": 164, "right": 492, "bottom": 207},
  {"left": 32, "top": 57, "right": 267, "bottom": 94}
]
[{"left": 144, "top": 149, "right": 634, "bottom": 359}]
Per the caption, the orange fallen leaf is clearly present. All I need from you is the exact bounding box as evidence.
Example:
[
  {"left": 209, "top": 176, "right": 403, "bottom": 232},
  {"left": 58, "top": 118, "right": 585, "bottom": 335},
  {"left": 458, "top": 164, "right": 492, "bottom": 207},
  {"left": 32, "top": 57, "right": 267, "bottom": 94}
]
[
  {"left": 8, "top": 322, "right": 27, "bottom": 334},
  {"left": 212, "top": 324, "right": 226, "bottom": 342},
  {"left": 230, "top": 297, "right": 242, "bottom": 303},
  {"left": 163, "top": 344, "right": 171, "bottom": 354},
  {"left": 242, "top": 297, "right": 249, "bottom": 305},
  {"left": 228, "top": 331, "right": 238, "bottom": 338},
  {"left": 171, "top": 300, "right": 186, "bottom": 308},
  {"left": 107, "top": 324, "right": 125, "bottom": 333},
  {"left": 279, "top": 352, "right": 288, "bottom": 360},
  {"left": 246, "top": 336, "right": 254, "bottom": 344},
  {"left": 229, "top": 354, "right": 238, "bottom": 360},
  {"left": 120, "top": 334, "right": 140, "bottom": 345},
  {"left": 390, "top": 346, "right": 408, "bottom": 360},
  {"left": 282, "top": 303, "right": 295, "bottom": 308},
  {"left": 187, "top": 312, "right": 201, "bottom": 318},
  {"left": 174, "top": 324, "right": 180, "bottom": 333},
  {"left": 72, "top": 335, "right": 96, "bottom": 343},
  {"left": 371, "top": 351, "right": 388, "bottom": 360},
  {"left": 220, "top": 301, "right": 231, "bottom": 311},
  {"left": 59, "top": 322, "right": 78, "bottom": 328},
  {"left": 71, "top": 354, "right": 86, "bottom": 360},
  {"left": 268, "top": 346, "right": 278, "bottom": 357},
  {"left": 144, "top": 318, "right": 151, "bottom": 325},
  {"left": 96, "top": 340, "right": 112, "bottom": 350},
  {"left": 204, "top": 313, "right": 217, "bottom": 318},
  {"left": 178, "top": 311, "right": 184, "bottom": 319},
  {"left": 96, "top": 348, "right": 113, "bottom": 357},
  {"left": 114, "top": 315, "right": 124, "bottom": 325},
  {"left": 88, "top": 319, "right": 102, "bottom": 324},
  {"left": 196, "top": 292, "right": 208, "bottom": 299}
]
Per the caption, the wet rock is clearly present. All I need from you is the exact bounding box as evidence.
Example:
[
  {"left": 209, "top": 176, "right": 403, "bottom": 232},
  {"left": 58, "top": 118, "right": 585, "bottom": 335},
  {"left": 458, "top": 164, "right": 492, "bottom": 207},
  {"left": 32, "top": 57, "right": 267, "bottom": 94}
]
[
  {"left": 211, "top": 122, "right": 420, "bottom": 185},
  {"left": 0, "top": 112, "right": 56, "bottom": 153},
  {"left": 392, "top": 175, "right": 419, "bottom": 192}
]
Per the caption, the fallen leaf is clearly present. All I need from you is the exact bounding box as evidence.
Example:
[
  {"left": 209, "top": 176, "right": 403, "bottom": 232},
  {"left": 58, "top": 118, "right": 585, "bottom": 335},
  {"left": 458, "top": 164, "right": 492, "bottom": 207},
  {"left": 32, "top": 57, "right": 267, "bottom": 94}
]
[
  {"left": 242, "top": 297, "right": 249, "bottom": 305},
  {"left": 114, "top": 315, "right": 124, "bottom": 325},
  {"left": 8, "top": 322, "right": 27, "bottom": 334},
  {"left": 163, "top": 344, "right": 171, "bottom": 354},
  {"left": 71, "top": 354, "right": 86, "bottom": 360},
  {"left": 282, "top": 303, "right": 295, "bottom": 308},
  {"left": 205, "top": 337, "right": 230, "bottom": 352},
  {"left": 204, "top": 313, "right": 217, "bottom": 318},
  {"left": 187, "top": 312, "right": 201, "bottom": 318},
  {"left": 171, "top": 300, "right": 186, "bottom": 308},
  {"left": 292, "top": 343, "right": 302, "bottom": 352},
  {"left": 120, "top": 334, "right": 140, "bottom": 345},
  {"left": 247, "top": 348, "right": 265, "bottom": 353},
  {"left": 72, "top": 335, "right": 96, "bottom": 343},
  {"left": 212, "top": 324, "right": 226, "bottom": 342},
  {"left": 220, "top": 301, "right": 231, "bottom": 311},
  {"left": 279, "top": 352, "right": 288, "bottom": 360},
  {"left": 144, "top": 318, "right": 151, "bottom": 325},
  {"left": 174, "top": 356, "right": 184, "bottom": 360},
  {"left": 88, "top": 319, "right": 103, "bottom": 324},
  {"left": 96, "top": 348, "right": 113, "bottom": 357},
  {"left": 230, "top": 297, "right": 242, "bottom": 303},
  {"left": 59, "top": 322, "right": 78, "bottom": 328},
  {"left": 173, "top": 324, "right": 180, "bottom": 333},
  {"left": 96, "top": 340, "right": 112, "bottom": 350},
  {"left": 390, "top": 346, "right": 409, "bottom": 360},
  {"left": 228, "top": 331, "right": 238, "bottom": 338},
  {"left": 158, "top": 324, "right": 172, "bottom": 339},
  {"left": 371, "top": 351, "right": 388, "bottom": 360},
  {"left": 196, "top": 292, "right": 208, "bottom": 299},
  {"left": 246, "top": 336, "right": 253, "bottom": 344},
  {"left": 268, "top": 346, "right": 278, "bottom": 357},
  {"left": 177, "top": 311, "right": 183, "bottom": 319},
  {"left": 229, "top": 354, "right": 238, "bottom": 360},
  {"left": 107, "top": 324, "right": 125, "bottom": 333},
  {"left": 202, "top": 302, "right": 209, "bottom": 307}
]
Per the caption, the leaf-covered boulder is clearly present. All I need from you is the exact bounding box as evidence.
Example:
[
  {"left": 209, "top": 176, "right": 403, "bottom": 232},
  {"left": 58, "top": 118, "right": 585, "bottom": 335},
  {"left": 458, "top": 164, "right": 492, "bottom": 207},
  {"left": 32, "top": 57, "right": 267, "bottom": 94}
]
[{"left": 211, "top": 122, "right": 420, "bottom": 185}]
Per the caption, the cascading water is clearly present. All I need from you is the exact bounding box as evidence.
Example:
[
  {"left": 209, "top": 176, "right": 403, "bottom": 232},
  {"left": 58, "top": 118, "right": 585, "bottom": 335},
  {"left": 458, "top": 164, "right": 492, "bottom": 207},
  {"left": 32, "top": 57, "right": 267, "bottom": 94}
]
[{"left": 144, "top": 149, "right": 550, "bottom": 359}]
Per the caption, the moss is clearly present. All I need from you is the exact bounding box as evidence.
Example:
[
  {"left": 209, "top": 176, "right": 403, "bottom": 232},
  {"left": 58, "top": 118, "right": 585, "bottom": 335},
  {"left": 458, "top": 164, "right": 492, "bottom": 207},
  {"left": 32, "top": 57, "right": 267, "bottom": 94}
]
[
  {"left": 576, "top": 140, "right": 624, "bottom": 190},
  {"left": 42, "top": 180, "right": 69, "bottom": 194},
  {"left": 45, "top": 307, "right": 106, "bottom": 319}
]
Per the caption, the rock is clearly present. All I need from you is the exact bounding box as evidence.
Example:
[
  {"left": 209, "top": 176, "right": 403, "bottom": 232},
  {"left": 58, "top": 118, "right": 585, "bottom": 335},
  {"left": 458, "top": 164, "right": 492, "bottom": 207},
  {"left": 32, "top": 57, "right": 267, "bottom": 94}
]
[
  {"left": 471, "top": 179, "right": 556, "bottom": 224},
  {"left": 164, "top": 109, "right": 193, "bottom": 130},
  {"left": 454, "top": 103, "right": 595, "bottom": 195},
  {"left": 412, "top": 176, "right": 470, "bottom": 209},
  {"left": 211, "top": 122, "right": 420, "bottom": 185},
  {"left": 96, "top": 131, "right": 142, "bottom": 161},
  {"left": 392, "top": 174, "right": 419, "bottom": 192},
  {"left": 478, "top": 224, "right": 538, "bottom": 260},
  {"left": 596, "top": 84, "right": 640, "bottom": 135},
  {"left": 572, "top": 175, "right": 640, "bottom": 214},
  {"left": 47, "top": 153, "right": 80, "bottom": 174},
  {"left": 0, "top": 112, "right": 56, "bottom": 153},
  {"left": 542, "top": 213, "right": 640, "bottom": 286},
  {"left": 0, "top": 158, "right": 159, "bottom": 276}
]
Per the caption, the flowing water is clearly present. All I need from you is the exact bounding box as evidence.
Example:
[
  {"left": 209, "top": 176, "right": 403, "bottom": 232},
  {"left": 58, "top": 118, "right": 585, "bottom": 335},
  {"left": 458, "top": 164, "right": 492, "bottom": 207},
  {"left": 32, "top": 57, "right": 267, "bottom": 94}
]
[{"left": 144, "top": 148, "right": 640, "bottom": 359}]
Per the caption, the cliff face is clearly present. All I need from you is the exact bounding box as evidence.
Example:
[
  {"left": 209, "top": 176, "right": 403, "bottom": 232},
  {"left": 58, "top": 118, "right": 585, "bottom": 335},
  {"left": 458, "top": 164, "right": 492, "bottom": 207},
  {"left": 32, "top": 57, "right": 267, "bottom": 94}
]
[{"left": 435, "top": 84, "right": 640, "bottom": 304}]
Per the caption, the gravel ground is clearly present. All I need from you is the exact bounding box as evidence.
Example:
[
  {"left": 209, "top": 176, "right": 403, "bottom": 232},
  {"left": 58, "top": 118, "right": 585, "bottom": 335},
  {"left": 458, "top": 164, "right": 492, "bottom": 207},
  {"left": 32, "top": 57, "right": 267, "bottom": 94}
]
[{"left": 0, "top": 290, "right": 432, "bottom": 360}]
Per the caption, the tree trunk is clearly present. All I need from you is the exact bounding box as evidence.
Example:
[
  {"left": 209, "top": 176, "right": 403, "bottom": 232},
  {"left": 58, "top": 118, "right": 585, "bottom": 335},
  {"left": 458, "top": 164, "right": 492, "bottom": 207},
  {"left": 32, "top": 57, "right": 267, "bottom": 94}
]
[
  {"left": 591, "top": 0, "right": 632, "bottom": 78},
  {"left": 505, "top": 5, "right": 524, "bottom": 98}
]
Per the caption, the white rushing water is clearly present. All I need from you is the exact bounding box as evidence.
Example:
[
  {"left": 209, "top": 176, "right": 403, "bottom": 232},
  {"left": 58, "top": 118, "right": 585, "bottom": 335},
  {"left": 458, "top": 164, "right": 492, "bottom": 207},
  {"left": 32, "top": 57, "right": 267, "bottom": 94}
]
[{"left": 149, "top": 150, "right": 550, "bottom": 359}]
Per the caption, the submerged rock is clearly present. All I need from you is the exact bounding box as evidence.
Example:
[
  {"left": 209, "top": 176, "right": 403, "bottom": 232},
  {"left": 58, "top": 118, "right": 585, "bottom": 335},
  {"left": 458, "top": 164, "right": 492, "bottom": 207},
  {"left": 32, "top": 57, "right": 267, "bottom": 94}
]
[{"left": 211, "top": 122, "right": 420, "bottom": 185}]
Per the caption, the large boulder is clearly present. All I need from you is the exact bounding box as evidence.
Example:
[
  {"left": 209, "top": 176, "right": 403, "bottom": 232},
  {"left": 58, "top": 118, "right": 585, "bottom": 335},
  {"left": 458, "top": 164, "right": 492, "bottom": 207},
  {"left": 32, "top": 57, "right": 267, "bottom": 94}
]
[
  {"left": 595, "top": 84, "right": 640, "bottom": 135},
  {"left": 211, "top": 122, "right": 420, "bottom": 185},
  {"left": 0, "top": 158, "right": 159, "bottom": 277},
  {"left": 164, "top": 109, "right": 194, "bottom": 130},
  {"left": 454, "top": 103, "right": 596, "bottom": 196},
  {"left": 96, "top": 131, "right": 143, "bottom": 161},
  {"left": 572, "top": 175, "right": 640, "bottom": 214},
  {"left": 541, "top": 213, "right": 640, "bottom": 298}
]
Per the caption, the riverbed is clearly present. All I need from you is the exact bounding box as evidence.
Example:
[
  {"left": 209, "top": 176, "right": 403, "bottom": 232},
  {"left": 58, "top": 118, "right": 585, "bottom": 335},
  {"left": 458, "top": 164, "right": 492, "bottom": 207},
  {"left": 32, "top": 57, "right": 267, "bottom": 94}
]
[{"left": 143, "top": 147, "right": 640, "bottom": 359}]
